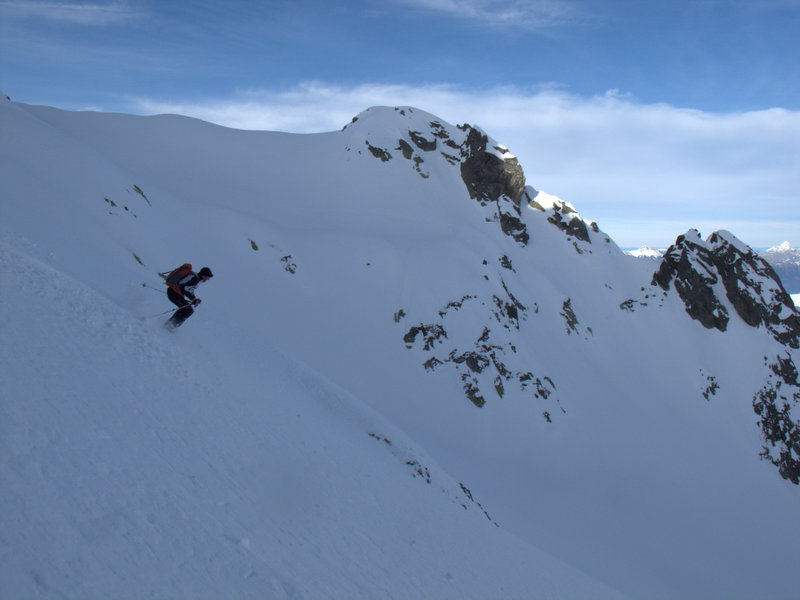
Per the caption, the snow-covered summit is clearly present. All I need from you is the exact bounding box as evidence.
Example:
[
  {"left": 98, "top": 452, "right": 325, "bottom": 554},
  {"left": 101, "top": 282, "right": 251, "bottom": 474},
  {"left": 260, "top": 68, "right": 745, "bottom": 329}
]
[
  {"left": 766, "top": 240, "right": 797, "bottom": 257},
  {"left": 626, "top": 245, "right": 664, "bottom": 259},
  {"left": 761, "top": 241, "right": 800, "bottom": 295},
  {"left": 341, "top": 105, "right": 602, "bottom": 250}
]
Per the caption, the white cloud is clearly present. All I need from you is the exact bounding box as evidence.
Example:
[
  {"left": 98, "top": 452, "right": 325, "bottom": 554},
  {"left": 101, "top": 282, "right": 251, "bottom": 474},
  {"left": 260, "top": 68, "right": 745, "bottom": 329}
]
[
  {"left": 392, "top": 0, "right": 580, "bottom": 30},
  {"left": 131, "top": 82, "right": 800, "bottom": 248},
  {"left": 0, "top": 1, "right": 140, "bottom": 25}
]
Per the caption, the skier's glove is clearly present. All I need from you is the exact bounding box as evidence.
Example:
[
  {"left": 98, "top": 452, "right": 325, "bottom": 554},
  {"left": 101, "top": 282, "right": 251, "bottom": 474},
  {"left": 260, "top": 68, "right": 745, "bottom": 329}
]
[{"left": 192, "top": 298, "right": 202, "bottom": 306}]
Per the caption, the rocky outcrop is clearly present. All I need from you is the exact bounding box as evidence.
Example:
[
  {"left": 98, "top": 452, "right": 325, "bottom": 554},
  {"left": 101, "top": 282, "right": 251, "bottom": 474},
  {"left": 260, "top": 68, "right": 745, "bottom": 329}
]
[
  {"left": 652, "top": 230, "right": 800, "bottom": 484},
  {"left": 458, "top": 127, "right": 529, "bottom": 246},
  {"left": 397, "top": 270, "right": 559, "bottom": 420},
  {"left": 710, "top": 232, "right": 798, "bottom": 347},
  {"left": 653, "top": 230, "right": 799, "bottom": 348},
  {"left": 355, "top": 107, "right": 531, "bottom": 246},
  {"left": 754, "top": 353, "right": 800, "bottom": 484},
  {"left": 547, "top": 206, "right": 590, "bottom": 243},
  {"left": 459, "top": 127, "right": 525, "bottom": 206},
  {"left": 528, "top": 191, "right": 599, "bottom": 253},
  {"left": 652, "top": 231, "right": 730, "bottom": 330}
]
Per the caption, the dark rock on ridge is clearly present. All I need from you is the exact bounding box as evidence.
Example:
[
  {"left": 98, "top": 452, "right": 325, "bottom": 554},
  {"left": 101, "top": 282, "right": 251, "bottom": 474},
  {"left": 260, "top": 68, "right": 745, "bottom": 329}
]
[
  {"left": 458, "top": 127, "right": 529, "bottom": 246},
  {"left": 650, "top": 229, "right": 800, "bottom": 484},
  {"left": 653, "top": 229, "right": 799, "bottom": 348},
  {"left": 754, "top": 353, "right": 800, "bottom": 484}
]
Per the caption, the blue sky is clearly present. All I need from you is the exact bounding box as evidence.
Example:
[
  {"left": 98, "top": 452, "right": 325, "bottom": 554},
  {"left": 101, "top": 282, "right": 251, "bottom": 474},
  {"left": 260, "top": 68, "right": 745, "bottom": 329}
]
[{"left": 1, "top": 0, "right": 798, "bottom": 248}]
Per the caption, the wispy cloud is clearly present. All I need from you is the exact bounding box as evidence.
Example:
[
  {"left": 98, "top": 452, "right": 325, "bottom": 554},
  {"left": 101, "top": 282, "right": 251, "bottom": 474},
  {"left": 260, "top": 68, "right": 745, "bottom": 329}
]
[
  {"left": 392, "top": 0, "right": 581, "bottom": 30},
  {"left": 131, "top": 82, "right": 800, "bottom": 248},
  {"left": 0, "top": 1, "right": 141, "bottom": 25}
]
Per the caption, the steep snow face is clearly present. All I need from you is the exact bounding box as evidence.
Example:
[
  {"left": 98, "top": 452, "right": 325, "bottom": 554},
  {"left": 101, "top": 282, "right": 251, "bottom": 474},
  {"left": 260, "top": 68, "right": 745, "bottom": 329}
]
[
  {"left": 1, "top": 242, "right": 627, "bottom": 600},
  {"left": 0, "top": 101, "right": 629, "bottom": 600},
  {"left": 2, "top": 96, "right": 799, "bottom": 600}
]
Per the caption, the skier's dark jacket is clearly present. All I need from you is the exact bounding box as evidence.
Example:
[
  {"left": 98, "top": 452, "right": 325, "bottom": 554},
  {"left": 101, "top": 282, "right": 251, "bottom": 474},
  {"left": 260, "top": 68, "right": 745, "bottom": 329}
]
[{"left": 169, "top": 271, "right": 201, "bottom": 301}]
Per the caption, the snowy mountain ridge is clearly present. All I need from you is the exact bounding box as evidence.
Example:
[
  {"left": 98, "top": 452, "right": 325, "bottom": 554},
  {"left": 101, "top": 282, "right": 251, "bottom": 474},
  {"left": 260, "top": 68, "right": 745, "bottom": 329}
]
[
  {"left": 627, "top": 241, "right": 800, "bottom": 298},
  {"left": 1, "top": 96, "right": 799, "bottom": 600}
]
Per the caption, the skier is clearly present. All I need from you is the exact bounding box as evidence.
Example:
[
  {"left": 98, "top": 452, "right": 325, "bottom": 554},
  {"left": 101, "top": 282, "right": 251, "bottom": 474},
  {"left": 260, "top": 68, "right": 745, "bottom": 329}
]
[{"left": 164, "top": 264, "right": 213, "bottom": 329}]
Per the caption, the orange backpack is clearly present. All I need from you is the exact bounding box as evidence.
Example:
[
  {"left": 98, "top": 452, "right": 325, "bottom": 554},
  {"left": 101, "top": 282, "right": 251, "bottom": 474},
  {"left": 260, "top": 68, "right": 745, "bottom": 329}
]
[{"left": 162, "top": 263, "right": 192, "bottom": 293}]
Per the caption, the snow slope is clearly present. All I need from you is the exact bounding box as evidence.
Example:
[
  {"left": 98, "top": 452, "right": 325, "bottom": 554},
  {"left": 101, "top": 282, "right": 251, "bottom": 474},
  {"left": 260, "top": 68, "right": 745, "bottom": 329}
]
[
  {"left": 1, "top": 242, "right": 621, "bottom": 600},
  {"left": 1, "top": 96, "right": 798, "bottom": 599}
]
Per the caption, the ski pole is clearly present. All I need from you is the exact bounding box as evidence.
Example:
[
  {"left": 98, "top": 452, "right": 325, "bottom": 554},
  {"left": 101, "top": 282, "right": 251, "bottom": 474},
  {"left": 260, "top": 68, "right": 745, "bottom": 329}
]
[
  {"left": 150, "top": 307, "right": 179, "bottom": 317},
  {"left": 149, "top": 299, "right": 200, "bottom": 318},
  {"left": 141, "top": 282, "right": 164, "bottom": 293}
]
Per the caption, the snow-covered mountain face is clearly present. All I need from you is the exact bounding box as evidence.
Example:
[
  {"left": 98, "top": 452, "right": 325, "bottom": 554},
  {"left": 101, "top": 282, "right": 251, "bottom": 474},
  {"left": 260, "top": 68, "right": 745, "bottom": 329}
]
[{"left": 2, "top": 96, "right": 799, "bottom": 600}]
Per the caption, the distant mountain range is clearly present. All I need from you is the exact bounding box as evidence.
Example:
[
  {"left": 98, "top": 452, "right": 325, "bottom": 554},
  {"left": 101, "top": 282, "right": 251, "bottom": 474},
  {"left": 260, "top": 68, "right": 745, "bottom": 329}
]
[{"left": 760, "top": 241, "right": 800, "bottom": 295}]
